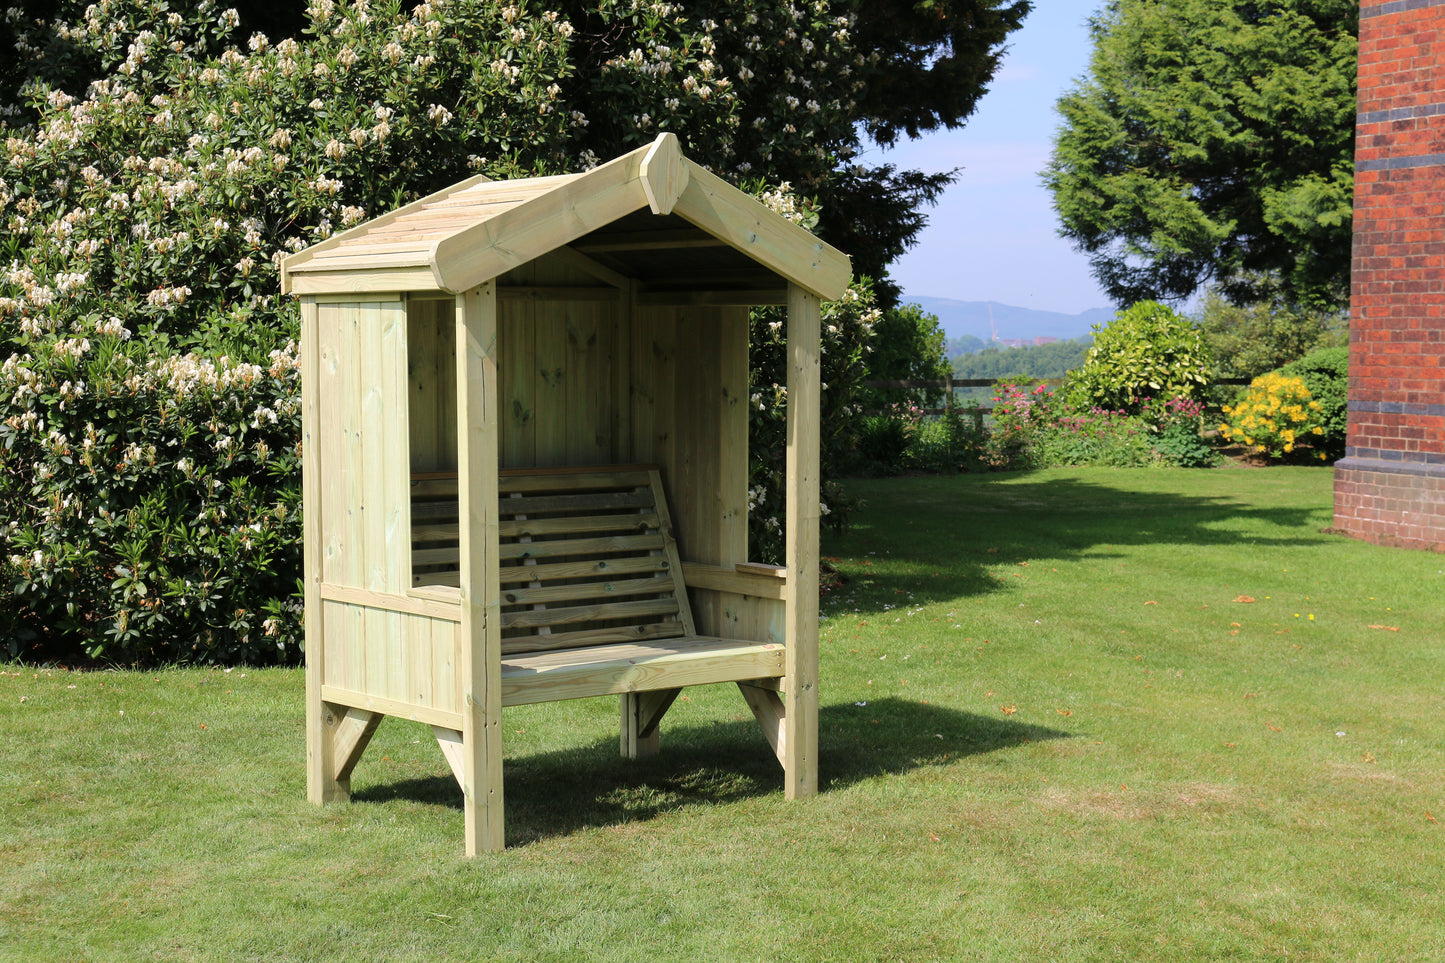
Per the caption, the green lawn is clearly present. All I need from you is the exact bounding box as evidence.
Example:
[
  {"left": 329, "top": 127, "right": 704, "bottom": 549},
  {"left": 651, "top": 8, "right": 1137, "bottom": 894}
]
[{"left": 4, "top": 466, "right": 1443, "bottom": 962}]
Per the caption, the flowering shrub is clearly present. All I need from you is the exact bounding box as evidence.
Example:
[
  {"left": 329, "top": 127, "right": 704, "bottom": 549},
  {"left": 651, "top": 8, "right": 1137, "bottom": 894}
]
[
  {"left": 1278, "top": 346, "right": 1348, "bottom": 459},
  {"left": 1064, "top": 301, "right": 1212, "bottom": 413},
  {"left": 749, "top": 279, "right": 878, "bottom": 563},
  {"left": 983, "top": 378, "right": 1216, "bottom": 470},
  {"left": 0, "top": 0, "right": 904, "bottom": 662},
  {"left": 1219, "top": 372, "right": 1327, "bottom": 461},
  {"left": 1, "top": 333, "right": 302, "bottom": 663}
]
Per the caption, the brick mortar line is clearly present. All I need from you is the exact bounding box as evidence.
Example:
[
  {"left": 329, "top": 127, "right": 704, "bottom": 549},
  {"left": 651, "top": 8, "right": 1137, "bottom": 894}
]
[
  {"left": 1361, "top": 0, "right": 1445, "bottom": 16},
  {"left": 1356, "top": 151, "right": 1445, "bottom": 172},
  {"left": 1358, "top": 103, "right": 1445, "bottom": 126},
  {"left": 1341, "top": 450, "right": 1445, "bottom": 469},
  {"left": 1349, "top": 399, "right": 1445, "bottom": 418}
]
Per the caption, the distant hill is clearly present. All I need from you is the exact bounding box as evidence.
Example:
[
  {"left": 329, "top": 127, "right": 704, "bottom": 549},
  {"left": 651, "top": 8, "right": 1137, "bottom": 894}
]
[{"left": 904, "top": 297, "right": 1115, "bottom": 344}]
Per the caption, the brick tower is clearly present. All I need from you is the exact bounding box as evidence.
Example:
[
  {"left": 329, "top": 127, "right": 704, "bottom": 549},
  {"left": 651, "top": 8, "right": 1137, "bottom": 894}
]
[{"left": 1334, "top": 0, "right": 1445, "bottom": 551}]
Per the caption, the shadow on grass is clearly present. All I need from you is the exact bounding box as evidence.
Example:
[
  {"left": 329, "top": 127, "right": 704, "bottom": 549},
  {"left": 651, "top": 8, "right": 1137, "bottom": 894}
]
[
  {"left": 352, "top": 696, "right": 1066, "bottom": 846},
  {"left": 827, "top": 471, "right": 1334, "bottom": 607}
]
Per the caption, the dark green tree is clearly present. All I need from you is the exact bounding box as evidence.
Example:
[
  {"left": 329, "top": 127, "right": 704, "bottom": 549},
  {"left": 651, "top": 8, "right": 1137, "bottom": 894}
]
[
  {"left": 2, "top": 0, "right": 1029, "bottom": 301},
  {"left": 862, "top": 302, "right": 950, "bottom": 407},
  {"left": 1195, "top": 288, "right": 1347, "bottom": 380},
  {"left": 1045, "top": 0, "right": 1357, "bottom": 310}
]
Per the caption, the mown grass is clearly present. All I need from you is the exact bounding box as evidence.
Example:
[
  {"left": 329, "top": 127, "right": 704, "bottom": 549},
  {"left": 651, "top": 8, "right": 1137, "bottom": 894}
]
[{"left": 4, "top": 466, "right": 1443, "bottom": 962}]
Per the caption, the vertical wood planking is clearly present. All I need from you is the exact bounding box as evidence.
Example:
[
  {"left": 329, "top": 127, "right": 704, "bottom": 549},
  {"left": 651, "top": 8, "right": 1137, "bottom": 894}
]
[
  {"left": 533, "top": 305, "right": 566, "bottom": 467},
  {"left": 435, "top": 301, "right": 458, "bottom": 472},
  {"left": 783, "top": 284, "right": 820, "bottom": 800},
  {"left": 359, "top": 304, "right": 388, "bottom": 698},
  {"left": 717, "top": 306, "right": 750, "bottom": 564},
  {"left": 457, "top": 283, "right": 504, "bottom": 854},
  {"left": 500, "top": 298, "right": 536, "bottom": 468},
  {"left": 381, "top": 301, "right": 409, "bottom": 698},
  {"left": 407, "top": 300, "right": 439, "bottom": 472},
  {"left": 301, "top": 296, "right": 338, "bottom": 804},
  {"left": 564, "top": 302, "right": 609, "bottom": 463},
  {"left": 612, "top": 282, "right": 634, "bottom": 462},
  {"left": 627, "top": 297, "right": 656, "bottom": 465}
]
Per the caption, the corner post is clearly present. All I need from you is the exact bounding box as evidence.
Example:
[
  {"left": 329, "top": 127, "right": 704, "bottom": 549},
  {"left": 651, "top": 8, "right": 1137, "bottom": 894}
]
[
  {"left": 457, "top": 282, "right": 504, "bottom": 853},
  {"left": 784, "top": 283, "right": 821, "bottom": 798},
  {"left": 301, "top": 295, "right": 341, "bottom": 804}
]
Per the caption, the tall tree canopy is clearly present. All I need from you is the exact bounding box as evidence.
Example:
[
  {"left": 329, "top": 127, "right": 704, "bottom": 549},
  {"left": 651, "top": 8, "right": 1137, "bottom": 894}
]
[
  {"left": 2, "top": 0, "right": 1030, "bottom": 295},
  {"left": 1045, "top": 0, "right": 1357, "bottom": 310},
  {"left": 0, "top": 0, "right": 1028, "bottom": 661}
]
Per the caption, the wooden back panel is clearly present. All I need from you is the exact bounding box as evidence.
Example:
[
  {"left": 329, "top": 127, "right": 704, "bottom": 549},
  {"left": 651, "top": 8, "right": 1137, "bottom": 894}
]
[{"left": 412, "top": 466, "right": 698, "bottom": 656}]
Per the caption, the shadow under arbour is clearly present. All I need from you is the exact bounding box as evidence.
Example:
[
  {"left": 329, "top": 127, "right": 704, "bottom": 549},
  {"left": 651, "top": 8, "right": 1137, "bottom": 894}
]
[
  {"left": 828, "top": 470, "right": 1332, "bottom": 605},
  {"left": 351, "top": 697, "right": 1066, "bottom": 846}
]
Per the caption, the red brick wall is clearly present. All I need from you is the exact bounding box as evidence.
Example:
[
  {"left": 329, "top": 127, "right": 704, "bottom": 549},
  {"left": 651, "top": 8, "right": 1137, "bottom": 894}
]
[{"left": 1335, "top": 0, "right": 1445, "bottom": 552}]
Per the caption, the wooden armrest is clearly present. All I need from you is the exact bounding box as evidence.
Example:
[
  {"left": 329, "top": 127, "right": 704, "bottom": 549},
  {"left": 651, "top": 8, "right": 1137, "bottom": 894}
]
[{"left": 681, "top": 562, "right": 789, "bottom": 600}]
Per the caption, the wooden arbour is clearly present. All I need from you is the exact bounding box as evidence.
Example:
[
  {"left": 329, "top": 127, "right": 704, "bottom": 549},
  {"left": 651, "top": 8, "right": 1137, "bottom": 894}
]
[{"left": 281, "top": 134, "right": 850, "bottom": 854}]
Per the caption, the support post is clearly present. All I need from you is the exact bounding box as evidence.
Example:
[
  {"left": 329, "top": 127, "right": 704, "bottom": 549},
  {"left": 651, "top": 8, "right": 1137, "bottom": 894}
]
[
  {"left": 620, "top": 689, "right": 681, "bottom": 759},
  {"left": 301, "top": 296, "right": 344, "bottom": 804},
  {"left": 457, "top": 282, "right": 504, "bottom": 854},
  {"left": 783, "top": 284, "right": 820, "bottom": 798}
]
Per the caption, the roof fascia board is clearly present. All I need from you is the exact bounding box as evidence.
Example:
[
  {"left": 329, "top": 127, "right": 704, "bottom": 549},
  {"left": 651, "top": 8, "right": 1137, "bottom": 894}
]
[
  {"left": 432, "top": 144, "right": 652, "bottom": 293},
  {"left": 670, "top": 160, "right": 851, "bottom": 301}
]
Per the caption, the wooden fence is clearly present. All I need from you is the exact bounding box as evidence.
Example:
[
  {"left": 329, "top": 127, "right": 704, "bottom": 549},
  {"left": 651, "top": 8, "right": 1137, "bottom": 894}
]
[{"left": 863, "top": 376, "right": 1251, "bottom": 431}]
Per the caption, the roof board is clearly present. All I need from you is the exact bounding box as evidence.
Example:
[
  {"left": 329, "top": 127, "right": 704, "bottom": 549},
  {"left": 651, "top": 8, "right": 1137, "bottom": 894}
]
[{"left": 282, "top": 134, "right": 850, "bottom": 301}]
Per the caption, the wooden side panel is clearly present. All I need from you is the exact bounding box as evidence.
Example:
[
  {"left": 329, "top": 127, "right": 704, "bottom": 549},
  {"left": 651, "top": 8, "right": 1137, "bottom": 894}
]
[
  {"left": 322, "top": 602, "right": 461, "bottom": 715},
  {"left": 688, "top": 589, "right": 785, "bottom": 646},
  {"left": 532, "top": 298, "right": 567, "bottom": 468},
  {"left": 407, "top": 298, "right": 458, "bottom": 473},
  {"left": 629, "top": 305, "right": 676, "bottom": 477},
  {"left": 628, "top": 303, "right": 749, "bottom": 641},
  {"left": 499, "top": 271, "right": 537, "bottom": 468}
]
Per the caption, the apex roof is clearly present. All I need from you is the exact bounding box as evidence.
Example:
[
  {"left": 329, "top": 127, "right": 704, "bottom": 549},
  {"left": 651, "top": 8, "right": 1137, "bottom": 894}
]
[{"left": 281, "top": 134, "right": 851, "bottom": 302}]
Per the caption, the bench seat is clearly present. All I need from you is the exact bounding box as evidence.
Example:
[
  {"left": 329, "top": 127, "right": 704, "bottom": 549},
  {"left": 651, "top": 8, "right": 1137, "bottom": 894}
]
[
  {"left": 500, "top": 635, "right": 783, "bottom": 706},
  {"left": 410, "top": 465, "right": 787, "bottom": 709}
]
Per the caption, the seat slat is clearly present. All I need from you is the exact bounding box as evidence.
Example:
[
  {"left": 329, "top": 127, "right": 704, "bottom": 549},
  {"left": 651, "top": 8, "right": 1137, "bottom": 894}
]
[
  {"left": 499, "top": 636, "right": 785, "bottom": 706},
  {"left": 499, "top": 468, "right": 654, "bottom": 493},
  {"left": 500, "top": 574, "right": 677, "bottom": 606},
  {"left": 496, "top": 555, "right": 671, "bottom": 585},
  {"left": 500, "top": 532, "right": 665, "bottom": 561},
  {"left": 499, "top": 511, "right": 659, "bottom": 539},
  {"left": 499, "top": 620, "right": 686, "bottom": 654},
  {"left": 497, "top": 490, "right": 654, "bottom": 515},
  {"left": 501, "top": 597, "right": 680, "bottom": 630}
]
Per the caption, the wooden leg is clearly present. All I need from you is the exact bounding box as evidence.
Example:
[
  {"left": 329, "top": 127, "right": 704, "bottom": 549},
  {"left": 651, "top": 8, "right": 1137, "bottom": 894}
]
[
  {"left": 781, "top": 671, "right": 818, "bottom": 799},
  {"left": 462, "top": 703, "right": 504, "bottom": 856},
  {"left": 737, "top": 682, "right": 786, "bottom": 767},
  {"left": 621, "top": 689, "right": 680, "bottom": 759},
  {"left": 432, "top": 726, "right": 465, "bottom": 790},
  {"left": 311, "top": 703, "right": 382, "bottom": 803}
]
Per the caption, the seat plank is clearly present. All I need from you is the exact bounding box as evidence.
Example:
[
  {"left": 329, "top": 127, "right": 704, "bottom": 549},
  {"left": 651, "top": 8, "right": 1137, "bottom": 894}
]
[{"left": 500, "top": 637, "right": 785, "bottom": 706}]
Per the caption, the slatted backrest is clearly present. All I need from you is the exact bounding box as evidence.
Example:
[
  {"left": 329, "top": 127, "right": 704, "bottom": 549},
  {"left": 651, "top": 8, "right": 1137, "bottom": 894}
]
[{"left": 411, "top": 466, "right": 698, "bottom": 656}]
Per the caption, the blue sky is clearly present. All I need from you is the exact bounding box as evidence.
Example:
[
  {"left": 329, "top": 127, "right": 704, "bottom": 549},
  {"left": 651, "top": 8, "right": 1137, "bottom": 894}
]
[{"left": 865, "top": 5, "right": 1114, "bottom": 316}]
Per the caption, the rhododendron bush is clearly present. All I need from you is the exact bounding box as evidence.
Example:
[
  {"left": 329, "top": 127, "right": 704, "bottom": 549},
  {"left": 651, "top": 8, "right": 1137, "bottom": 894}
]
[{"left": 2, "top": 0, "right": 1031, "bottom": 662}]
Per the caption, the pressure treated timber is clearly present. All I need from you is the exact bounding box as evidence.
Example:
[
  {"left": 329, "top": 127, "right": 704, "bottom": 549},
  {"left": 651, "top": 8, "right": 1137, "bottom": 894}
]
[
  {"left": 457, "top": 282, "right": 504, "bottom": 855},
  {"left": 621, "top": 688, "right": 680, "bottom": 759},
  {"left": 301, "top": 296, "right": 337, "bottom": 804},
  {"left": 282, "top": 134, "right": 848, "bottom": 302},
  {"left": 294, "top": 135, "right": 836, "bottom": 855},
  {"left": 639, "top": 132, "right": 689, "bottom": 215},
  {"left": 783, "top": 284, "right": 821, "bottom": 800},
  {"left": 498, "top": 636, "right": 784, "bottom": 706},
  {"left": 672, "top": 161, "right": 850, "bottom": 300}
]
